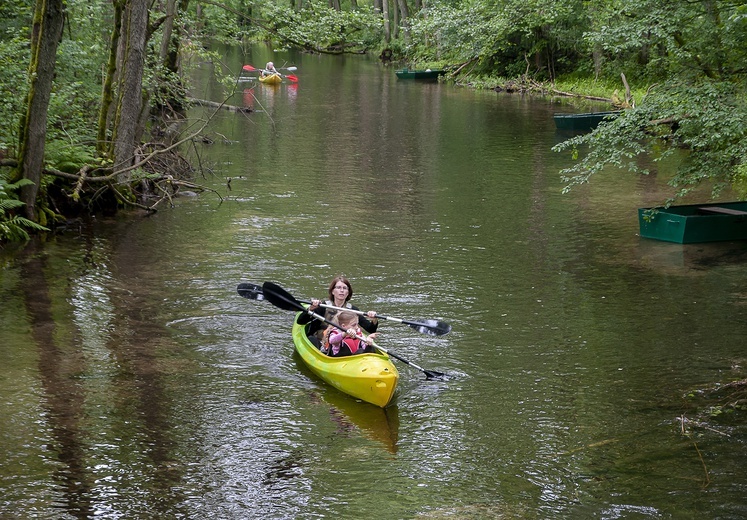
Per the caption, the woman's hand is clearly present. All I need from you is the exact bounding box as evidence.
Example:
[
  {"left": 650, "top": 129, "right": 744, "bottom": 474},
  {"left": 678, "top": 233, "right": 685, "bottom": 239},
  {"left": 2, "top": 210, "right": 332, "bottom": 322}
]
[
  {"left": 366, "top": 310, "right": 377, "bottom": 322},
  {"left": 309, "top": 299, "right": 321, "bottom": 310}
]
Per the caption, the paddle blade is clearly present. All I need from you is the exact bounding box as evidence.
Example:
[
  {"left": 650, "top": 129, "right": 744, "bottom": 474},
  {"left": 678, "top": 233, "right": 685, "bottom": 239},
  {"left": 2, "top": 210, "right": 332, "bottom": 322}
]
[
  {"left": 283, "top": 66, "right": 297, "bottom": 71},
  {"left": 242, "top": 64, "right": 257, "bottom": 71},
  {"left": 424, "top": 369, "right": 449, "bottom": 381},
  {"left": 237, "top": 282, "right": 264, "bottom": 300},
  {"left": 286, "top": 74, "right": 299, "bottom": 83},
  {"left": 404, "top": 319, "right": 451, "bottom": 336},
  {"left": 262, "top": 281, "right": 304, "bottom": 312}
]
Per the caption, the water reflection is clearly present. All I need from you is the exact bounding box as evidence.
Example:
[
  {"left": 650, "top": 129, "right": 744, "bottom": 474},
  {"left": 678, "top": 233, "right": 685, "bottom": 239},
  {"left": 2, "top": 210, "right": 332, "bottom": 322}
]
[
  {"left": 20, "top": 240, "right": 95, "bottom": 517},
  {"left": 297, "top": 354, "right": 400, "bottom": 454},
  {"left": 2, "top": 45, "right": 747, "bottom": 519}
]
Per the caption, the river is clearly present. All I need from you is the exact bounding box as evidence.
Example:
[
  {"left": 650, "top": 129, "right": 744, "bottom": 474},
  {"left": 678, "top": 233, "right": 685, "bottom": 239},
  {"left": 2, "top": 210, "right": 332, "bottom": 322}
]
[{"left": 1, "top": 45, "right": 746, "bottom": 519}]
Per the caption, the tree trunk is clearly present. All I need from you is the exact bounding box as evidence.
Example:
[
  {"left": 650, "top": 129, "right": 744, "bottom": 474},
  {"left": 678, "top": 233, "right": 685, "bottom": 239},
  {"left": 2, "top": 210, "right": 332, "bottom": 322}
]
[
  {"left": 111, "top": 0, "right": 149, "bottom": 178},
  {"left": 397, "top": 0, "right": 409, "bottom": 22},
  {"left": 159, "top": 0, "right": 190, "bottom": 112},
  {"left": 392, "top": 0, "right": 399, "bottom": 39},
  {"left": 159, "top": 0, "right": 177, "bottom": 65},
  {"left": 16, "top": 0, "right": 65, "bottom": 220},
  {"left": 97, "top": 0, "right": 124, "bottom": 156},
  {"left": 381, "top": 0, "right": 390, "bottom": 43}
]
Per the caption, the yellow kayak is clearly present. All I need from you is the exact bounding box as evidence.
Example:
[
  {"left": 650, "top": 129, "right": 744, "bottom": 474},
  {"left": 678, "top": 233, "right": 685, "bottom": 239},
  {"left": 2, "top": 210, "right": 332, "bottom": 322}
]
[
  {"left": 259, "top": 73, "right": 282, "bottom": 84},
  {"left": 292, "top": 315, "right": 399, "bottom": 407}
]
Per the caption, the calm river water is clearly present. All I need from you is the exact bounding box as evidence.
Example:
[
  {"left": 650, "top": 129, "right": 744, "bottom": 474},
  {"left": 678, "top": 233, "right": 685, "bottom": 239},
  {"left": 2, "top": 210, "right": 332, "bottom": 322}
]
[{"left": 2, "top": 45, "right": 747, "bottom": 519}]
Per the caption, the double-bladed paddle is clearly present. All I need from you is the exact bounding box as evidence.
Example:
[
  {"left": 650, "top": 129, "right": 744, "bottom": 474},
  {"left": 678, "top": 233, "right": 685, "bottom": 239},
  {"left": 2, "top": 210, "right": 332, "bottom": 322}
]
[
  {"left": 236, "top": 282, "right": 451, "bottom": 336},
  {"left": 242, "top": 64, "right": 298, "bottom": 83},
  {"left": 260, "top": 281, "right": 448, "bottom": 380}
]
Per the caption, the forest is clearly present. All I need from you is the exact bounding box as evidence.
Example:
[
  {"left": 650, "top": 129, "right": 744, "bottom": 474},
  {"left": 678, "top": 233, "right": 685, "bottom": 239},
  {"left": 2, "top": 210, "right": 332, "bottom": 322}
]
[{"left": 1, "top": 0, "right": 745, "bottom": 243}]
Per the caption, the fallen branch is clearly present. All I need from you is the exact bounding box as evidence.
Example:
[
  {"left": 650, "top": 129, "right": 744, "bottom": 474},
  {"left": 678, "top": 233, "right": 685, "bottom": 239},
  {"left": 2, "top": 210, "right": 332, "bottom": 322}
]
[
  {"left": 186, "top": 97, "right": 252, "bottom": 113},
  {"left": 547, "top": 87, "right": 612, "bottom": 102}
]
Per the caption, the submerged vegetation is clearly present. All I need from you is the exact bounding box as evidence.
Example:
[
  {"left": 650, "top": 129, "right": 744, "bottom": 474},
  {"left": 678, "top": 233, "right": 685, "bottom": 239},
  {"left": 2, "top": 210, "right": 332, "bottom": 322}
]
[{"left": 0, "top": 0, "right": 746, "bottom": 244}]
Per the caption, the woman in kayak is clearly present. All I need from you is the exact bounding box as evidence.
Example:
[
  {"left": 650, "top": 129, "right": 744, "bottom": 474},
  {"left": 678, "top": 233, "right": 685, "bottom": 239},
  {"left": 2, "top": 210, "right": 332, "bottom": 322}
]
[
  {"left": 327, "top": 311, "right": 377, "bottom": 356},
  {"left": 296, "top": 276, "right": 378, "bottom": 347}
]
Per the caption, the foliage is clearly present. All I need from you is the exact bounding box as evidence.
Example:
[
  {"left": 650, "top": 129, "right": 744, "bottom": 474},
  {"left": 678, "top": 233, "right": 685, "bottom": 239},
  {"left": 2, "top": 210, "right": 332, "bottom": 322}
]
[
  {"left": 0, "top": 33, "right": 31, "bottom": 156},
  {"left": 192, "top": 1, "right": 258, "bottom": 44},
  {"left": 257, "top": 1, "right": 384, "bottom": 51},
  {"left": 553, "top": 0, "right": 747, "bottom": 201},
  {"left": 406, "top": 0, "right": 587, "bottom": 78},
  {"left": 43, "top": 140, "right": 97, "bottom": 174},
  {"left": 0, "top": 175, "right": 49, "bottom": 243},
  {"left": 554, "top": 79, "right": 747, "bottom": 202}
]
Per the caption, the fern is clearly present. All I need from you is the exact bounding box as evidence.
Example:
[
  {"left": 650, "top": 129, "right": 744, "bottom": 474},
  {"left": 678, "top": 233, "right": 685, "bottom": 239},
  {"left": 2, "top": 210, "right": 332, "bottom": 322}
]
[{"left": 0, "top": 174, "right": 50, "bottom": 243}]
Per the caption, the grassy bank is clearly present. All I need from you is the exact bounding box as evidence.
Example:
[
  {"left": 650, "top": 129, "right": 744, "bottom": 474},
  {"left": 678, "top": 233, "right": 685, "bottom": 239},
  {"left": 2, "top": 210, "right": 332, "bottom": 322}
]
[{"left": 451, "top": 71, "right": 649, "bottom": 109}]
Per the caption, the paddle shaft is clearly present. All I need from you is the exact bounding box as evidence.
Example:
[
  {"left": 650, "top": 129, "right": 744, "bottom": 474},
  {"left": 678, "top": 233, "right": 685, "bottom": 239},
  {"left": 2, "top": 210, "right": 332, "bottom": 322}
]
[
  {"left": 316, "top": 303, "right": 442, "bottom": 331},
  {"left": 302, "top": 309, "right": 432, "bottom": 374},
  {"left": 236, "top": 282, "right": 450, "bottom": 336}
]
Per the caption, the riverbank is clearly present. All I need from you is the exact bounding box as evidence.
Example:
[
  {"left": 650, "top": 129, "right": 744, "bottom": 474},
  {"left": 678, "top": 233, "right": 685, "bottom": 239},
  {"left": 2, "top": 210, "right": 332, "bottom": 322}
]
[{"left": 452, "top": 70, "right": 646, "bottom": 109}]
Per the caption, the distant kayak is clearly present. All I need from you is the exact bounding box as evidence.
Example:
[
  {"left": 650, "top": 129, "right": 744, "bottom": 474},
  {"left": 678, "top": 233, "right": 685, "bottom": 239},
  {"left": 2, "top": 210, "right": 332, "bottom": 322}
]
[{"left": 259, "top": 73, "right": 283, "bottom": 85}]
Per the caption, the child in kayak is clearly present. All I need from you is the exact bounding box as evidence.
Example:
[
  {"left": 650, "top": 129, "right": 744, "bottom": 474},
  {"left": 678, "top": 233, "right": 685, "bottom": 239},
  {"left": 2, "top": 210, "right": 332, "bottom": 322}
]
[{"left": 327, "top": 311, "right": 377, "bottom": 357}]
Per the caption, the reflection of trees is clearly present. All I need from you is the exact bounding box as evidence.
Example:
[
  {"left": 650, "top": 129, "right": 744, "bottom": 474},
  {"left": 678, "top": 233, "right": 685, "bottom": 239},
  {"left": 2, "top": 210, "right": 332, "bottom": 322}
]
[
  {"left": 17, "top": 231, "right": 187, "bottom": 517},
  {"left": 21, "top": 240, "right": 94, "bottom": 518}
]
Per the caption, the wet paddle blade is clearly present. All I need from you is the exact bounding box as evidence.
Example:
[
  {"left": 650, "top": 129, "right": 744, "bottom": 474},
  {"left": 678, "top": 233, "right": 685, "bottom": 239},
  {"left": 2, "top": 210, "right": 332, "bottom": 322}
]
[
  {"left": 237, "top": 282, "right": 264, "bottom": 300},
  {"left": 424, "top": 369, "right": 449, "bottom": 381},
  {"left": 242, "top": 64, "right": 257, "bottom": 71},
  {"left": 286, "top": 74, "right": 299, "bottom": 83},
  {"left": 262, "top": 281, "right": 305, "bottom": 312},
  {"left": 403, "top": 319, "right": 452, "bottom": 336}
]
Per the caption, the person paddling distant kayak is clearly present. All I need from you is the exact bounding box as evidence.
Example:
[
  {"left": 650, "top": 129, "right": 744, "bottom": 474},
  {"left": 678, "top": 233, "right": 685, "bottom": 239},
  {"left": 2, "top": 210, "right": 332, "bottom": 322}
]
[{"left": 262, "top": 61, "right": 278, "bottom": 76}]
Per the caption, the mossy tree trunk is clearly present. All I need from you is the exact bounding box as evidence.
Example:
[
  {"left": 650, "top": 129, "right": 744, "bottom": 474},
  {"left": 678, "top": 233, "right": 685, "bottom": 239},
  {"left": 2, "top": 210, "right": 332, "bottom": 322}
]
[
  {"left": 110, "top": 0, "right": 149, "bottom": 180},
  {"left": 97, "top": 0, "right": 124, "bottom": 157},
  {"left": 15, "top": 0, "right": 65, "bottom": 220}
]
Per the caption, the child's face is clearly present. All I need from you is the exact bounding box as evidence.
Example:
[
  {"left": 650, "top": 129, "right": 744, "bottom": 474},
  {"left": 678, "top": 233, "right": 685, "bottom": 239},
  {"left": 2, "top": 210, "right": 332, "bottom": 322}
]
[{"left": 341, "top": 317, "right": 358, "bottom": 329}]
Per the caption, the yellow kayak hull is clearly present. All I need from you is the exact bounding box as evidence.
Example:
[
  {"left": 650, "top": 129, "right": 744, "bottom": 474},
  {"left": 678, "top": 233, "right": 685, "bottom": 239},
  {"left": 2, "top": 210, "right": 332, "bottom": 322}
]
[
  {"left": 292, "top": 316, "right": 399, "bottom": 407},
  {"left": 259, "top": 73, "right": 283, "bottom": 84}
]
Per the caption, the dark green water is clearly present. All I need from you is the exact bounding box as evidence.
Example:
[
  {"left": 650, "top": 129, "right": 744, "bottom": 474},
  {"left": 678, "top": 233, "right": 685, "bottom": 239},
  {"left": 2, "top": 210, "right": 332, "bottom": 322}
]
[{"left": 1, "top": 46, "right": 746, "bottom": 519}]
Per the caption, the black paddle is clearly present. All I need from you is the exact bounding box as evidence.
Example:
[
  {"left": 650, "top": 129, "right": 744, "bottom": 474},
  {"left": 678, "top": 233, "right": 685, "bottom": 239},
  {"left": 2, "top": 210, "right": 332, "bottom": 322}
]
[
  {"left": 260, "top": 281, "right": 448, "bottom": 380},
  {"left": 237, "top": 282, "right": 451, "bottom": 336}
]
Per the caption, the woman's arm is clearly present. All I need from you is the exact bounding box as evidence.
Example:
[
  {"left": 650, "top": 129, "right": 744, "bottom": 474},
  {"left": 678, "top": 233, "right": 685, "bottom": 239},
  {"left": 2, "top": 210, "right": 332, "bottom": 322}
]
[{"left": 353, "top": 305, "right": 378, "bottom": 333}]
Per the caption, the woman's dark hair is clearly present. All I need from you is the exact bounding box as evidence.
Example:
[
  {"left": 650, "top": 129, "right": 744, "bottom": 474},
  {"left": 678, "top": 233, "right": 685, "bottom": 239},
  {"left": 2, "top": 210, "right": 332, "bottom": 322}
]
[{"left": 327, "top": 276, "right": 353, "bottom": 302}]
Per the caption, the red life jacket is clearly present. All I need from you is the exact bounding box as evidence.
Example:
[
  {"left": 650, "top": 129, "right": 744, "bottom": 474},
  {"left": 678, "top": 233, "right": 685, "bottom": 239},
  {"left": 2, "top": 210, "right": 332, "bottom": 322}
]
[
  {"left": 328, "top": 327, "right": 366, "bottom": 356},
  {"left": 340, "top": 335, "right": 363, "bottom": 354}
]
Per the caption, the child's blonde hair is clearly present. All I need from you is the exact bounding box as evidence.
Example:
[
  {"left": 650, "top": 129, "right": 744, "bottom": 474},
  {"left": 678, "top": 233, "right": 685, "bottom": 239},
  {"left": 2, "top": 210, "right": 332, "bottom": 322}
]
[{"left": 336, "top": 311, "right": 358, "bottom": 328}]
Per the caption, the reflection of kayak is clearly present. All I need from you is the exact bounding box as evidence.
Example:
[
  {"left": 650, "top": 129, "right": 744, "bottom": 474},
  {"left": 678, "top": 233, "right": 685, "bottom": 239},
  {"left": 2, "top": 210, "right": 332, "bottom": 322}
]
[
  {"left": 292, "top": 316, "right": 399, "bottom": 407},
  {"left": 317, "top": 384, "right": 400, "bottom": 453},
  {"left": 259, "top": 73, "right": 282, "bottom": 84}
]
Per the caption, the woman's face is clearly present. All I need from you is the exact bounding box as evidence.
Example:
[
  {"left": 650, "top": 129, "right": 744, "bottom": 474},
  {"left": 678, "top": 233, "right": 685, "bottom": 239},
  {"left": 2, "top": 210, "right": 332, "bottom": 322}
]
[{"left": 332, "top": 281, "right": 350, "bottom": 301}]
